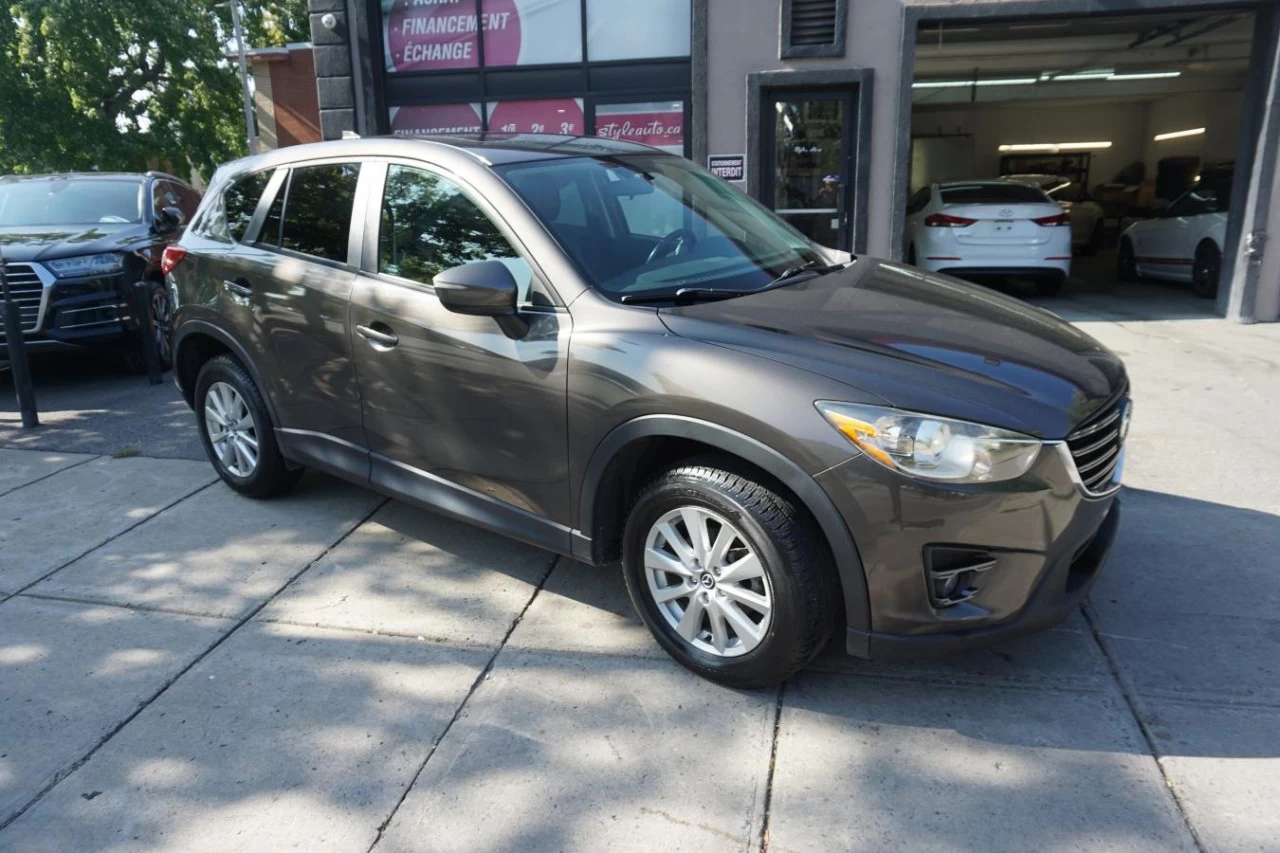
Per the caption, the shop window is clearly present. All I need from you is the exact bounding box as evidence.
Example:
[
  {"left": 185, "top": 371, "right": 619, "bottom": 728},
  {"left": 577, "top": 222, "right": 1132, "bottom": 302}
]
[
  {"left": 488, "top": 98, "right": 585, "bottom": 135},
  {"left": 594, "top": 101, "right": 685, "bottom": 155},
  {"left": 382, "top": 0, "right": 479, "bottom": 72},
  {"left": 781, "top": 0, "right": 846, "bottom": 59},
  {"left": 586, "top": 0, "right": 691, "bottom": 61},
  {"left": 389, "top": 104, "right": 485, "bottom": 136},
  {"left": 482, "top": 0, "right": 582, "bottom": 66}
]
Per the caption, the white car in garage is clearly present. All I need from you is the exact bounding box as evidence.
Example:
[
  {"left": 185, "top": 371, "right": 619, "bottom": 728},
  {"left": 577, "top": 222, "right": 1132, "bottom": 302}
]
[
  {"left": 1117, "top": 173, "right": 1230, "bottom": 298},
  {"left": 1002, "top": 174, "right": 1107, "bottom": 254},
  {"left": 905, "top": 180, "right": 1073, "bottom": 295}
]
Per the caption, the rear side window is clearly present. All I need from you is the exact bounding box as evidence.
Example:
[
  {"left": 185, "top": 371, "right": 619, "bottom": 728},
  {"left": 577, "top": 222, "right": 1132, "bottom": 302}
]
[
  {"left": 279, "top": 163, "right": 361, "bottom": 263},
  {"left": 941, "top": 184, "right": 1051, "bottom": 205},
  {"left": 223, "top": 171, "right": 272, "bottom": 242},
  {"left": 906, "top": 186, "right": 931, "bottom": 214}
]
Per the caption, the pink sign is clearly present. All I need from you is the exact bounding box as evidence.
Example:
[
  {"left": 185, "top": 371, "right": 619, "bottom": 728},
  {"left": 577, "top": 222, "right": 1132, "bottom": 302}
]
[
  {"left": 594, "top": 102, "right": 685, "bottom": 153},
  {"left": 488, "top": 99, "right": 584, "bottom": 135},
  {"left": 390, "top": 103, "right": 484, "bottom": 136},
  {"left": 384, "top": 0, "right": 520, "bottom": 72}
]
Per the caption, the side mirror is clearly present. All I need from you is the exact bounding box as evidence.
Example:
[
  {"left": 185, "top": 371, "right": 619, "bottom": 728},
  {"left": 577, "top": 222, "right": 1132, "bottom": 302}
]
[
  {"left": 155, "top": 206, "right": 184, "bottom": 235},
  {"left": 434, "top": 260, "right": 527, "bottom": 338}
]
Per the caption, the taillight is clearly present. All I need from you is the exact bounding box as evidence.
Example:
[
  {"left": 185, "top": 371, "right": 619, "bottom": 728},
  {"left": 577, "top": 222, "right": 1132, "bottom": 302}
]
[
  {"left": 1032, "top": 213, "right": 1072, "bottom": 226},
  {"left": 161, "top": 245, "right": 188, "bottom": 275},
  {"left": 923, "top": 213, "right": 977, "bottom": 227}
]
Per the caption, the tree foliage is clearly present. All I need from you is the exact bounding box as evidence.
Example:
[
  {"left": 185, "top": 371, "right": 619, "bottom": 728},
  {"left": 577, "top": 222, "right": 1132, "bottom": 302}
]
[{"left": 0, "top": 0, "right": 310, "bottom": 180}]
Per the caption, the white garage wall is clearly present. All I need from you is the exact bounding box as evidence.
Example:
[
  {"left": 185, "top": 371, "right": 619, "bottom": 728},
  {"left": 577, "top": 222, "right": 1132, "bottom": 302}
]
[
  {"left": 911, "top": 101, "right": 1148, "bottom": 188},
  {"left": 1143, "top": 90, "right": 1244, "bottom": 168}
]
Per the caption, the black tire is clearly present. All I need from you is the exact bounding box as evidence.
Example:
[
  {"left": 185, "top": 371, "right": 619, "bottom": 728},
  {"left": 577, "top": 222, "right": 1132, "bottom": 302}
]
[
  {"left": 194, "top": 354, "right": 303, "bottom": 498},
  {"left": 906, "top": 244, "right": 917, "bottom": 265},
  {"left": 1035, "top": 274, "right": 1065, "bottom": 297},
  {"left": 621, "top": 461, "right": 837, "bottom": 688},
  {"left": 1117, "top": 238, "right": 1138, "bottom": 281},
  {"left": 1191, "top": 241, "right": 1221, "bottom": 299},
  {"left": 123, "top": 280, "right": 173, "bottom": 374}
]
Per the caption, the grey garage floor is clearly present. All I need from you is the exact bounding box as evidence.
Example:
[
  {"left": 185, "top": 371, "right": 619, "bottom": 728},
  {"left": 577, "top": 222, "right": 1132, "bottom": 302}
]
[{"left": 1, "top": 285, "right": 1278, "bottom": 852}]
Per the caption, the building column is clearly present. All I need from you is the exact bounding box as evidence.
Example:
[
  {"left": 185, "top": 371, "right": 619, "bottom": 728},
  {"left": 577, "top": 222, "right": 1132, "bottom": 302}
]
[{"left": 308, "top": 0, "right": 356, "bottom": 139}]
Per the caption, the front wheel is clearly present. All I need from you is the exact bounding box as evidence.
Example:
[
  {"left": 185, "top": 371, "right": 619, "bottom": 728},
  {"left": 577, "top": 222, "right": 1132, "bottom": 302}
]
[
  {"left": 123, "top": 280, "right": 173, "bottom": 373},
  {"left": 1191, "top": 241, "right": 1221, "bottom": 299},
  {"left": 195, "top": 355, "right": 303, "bottom": 498},
  {"left": 621, "top": 462, "right": 836, "bottom": 688},
  {"left": 1117, "top": 238, "right": 1138, "bottom": 281}
]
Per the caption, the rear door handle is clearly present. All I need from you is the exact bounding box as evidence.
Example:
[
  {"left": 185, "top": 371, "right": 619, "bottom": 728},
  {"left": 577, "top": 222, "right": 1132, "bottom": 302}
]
[
  {"left": 222, "top": 279, "right": 252, "bottom": 299},
  {"left": 356, "top": 323, "right": 399, "bottom": 348}
]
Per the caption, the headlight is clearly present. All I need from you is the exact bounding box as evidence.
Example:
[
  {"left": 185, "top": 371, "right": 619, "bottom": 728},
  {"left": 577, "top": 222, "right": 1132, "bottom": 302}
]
[
  {"left": 816, "top": 401, "right": 1042, "bottom": 484},
  {"left": 45, "top": 253, "right": 125, "bottom": 278}
]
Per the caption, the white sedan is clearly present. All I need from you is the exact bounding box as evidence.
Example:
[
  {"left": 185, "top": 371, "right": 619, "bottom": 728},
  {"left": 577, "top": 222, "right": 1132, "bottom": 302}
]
[
  {"left": 1002, "top": 174, "right": 1106, "bottom": 253},
  {"left": 1117, "top": 176, "right": 1229, "bottom": 298},
  {"left": 905, "top": 180, "right": 1073, "bottom": 295}
]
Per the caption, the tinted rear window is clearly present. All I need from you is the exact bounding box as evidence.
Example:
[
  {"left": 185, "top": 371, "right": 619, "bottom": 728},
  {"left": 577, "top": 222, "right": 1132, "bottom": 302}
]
[
  {"left": 941, "top": 184, "right": 1051, "bottom": 205},
  {"left": 278, "top": 163, "right": 361, "bottom": 263}
]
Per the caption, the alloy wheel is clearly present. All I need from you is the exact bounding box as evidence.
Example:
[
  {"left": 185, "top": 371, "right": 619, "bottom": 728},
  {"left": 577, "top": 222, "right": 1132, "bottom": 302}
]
[
  {"left": 1192, "top": 246, "right": 1220, "bottom": 298},
  {"left": 204, "top": 381, "right": 259, "bottom": 477},
  {"left": 643, "top": 506, "right": 774, "bottom": 657},
  {"left": 151, "top": 287, "right": 173, "bottom": 364}
]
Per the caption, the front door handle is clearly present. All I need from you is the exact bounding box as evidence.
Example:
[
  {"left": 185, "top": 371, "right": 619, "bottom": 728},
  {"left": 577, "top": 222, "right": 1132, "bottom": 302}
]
[
  {"left": 222, "top": 279, "right": 252, "bottom": 299},
  {"left": 356, "top": 323, "right": 399, "bottom": 348}
]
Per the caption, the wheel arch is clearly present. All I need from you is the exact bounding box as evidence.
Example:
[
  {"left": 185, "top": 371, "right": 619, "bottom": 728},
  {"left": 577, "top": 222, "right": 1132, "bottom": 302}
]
[
  {"left": 576, "top": 414, "right": 871, "bottom": 643},
  {"left": 173, "top": 321, "right": 281, "bottom": 427}
]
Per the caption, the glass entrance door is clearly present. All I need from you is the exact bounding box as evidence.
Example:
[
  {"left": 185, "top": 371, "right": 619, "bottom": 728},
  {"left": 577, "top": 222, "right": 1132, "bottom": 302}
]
[{"left": 763, "top": 91, "right": 855, "bottom": 251}]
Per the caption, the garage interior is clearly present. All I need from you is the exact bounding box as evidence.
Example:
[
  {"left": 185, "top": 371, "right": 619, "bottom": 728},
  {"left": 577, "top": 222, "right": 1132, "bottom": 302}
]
[{"left": 909, "top": 9, "right": 1257, "bottom": 311}]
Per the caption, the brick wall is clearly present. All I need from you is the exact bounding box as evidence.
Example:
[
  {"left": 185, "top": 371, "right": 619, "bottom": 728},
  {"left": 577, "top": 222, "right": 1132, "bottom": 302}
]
[{"left": 269, "top": 49, "right": 322, "bottom": 146}]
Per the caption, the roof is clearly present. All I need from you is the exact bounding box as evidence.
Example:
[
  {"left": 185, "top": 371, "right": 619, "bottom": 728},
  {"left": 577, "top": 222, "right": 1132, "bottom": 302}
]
[
  {"left": 0, "top": 172, "right": 149, "bottom": 183},
  {"left": 215, "top": 133, "right": 671, "bottom": 180}
]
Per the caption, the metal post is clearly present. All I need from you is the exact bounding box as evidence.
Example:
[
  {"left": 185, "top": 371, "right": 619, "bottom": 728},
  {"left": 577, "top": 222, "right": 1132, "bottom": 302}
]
[
  {"left": 229, "top": 0, "right": 260, "bottom": 155},
  {"left": 0, "top": 256, "right": 39, "bottom": 427},
  {"left": 132, "top": 281, "right": 163, "bottom": 385}
]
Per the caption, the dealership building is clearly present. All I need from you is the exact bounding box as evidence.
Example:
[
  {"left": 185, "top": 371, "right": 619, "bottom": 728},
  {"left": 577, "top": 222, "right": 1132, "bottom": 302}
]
[{"left": 306, "top": 0, "right": 1280, "bottom": 323}]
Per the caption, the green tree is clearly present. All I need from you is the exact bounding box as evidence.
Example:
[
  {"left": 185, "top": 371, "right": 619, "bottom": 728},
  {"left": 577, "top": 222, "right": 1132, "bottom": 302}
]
[{"left": 0, "top": 0, "right": 310, "bottom": 180}]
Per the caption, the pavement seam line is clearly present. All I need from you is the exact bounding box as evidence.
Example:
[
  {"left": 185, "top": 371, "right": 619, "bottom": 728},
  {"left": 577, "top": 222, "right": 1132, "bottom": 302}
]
[
  {"left": 756, "top": 680, "right": 786, "bottom": 853},
  {"left": 1081, "top": 601, "right": 1207, "bottom": 853},
  {"left": 0, "top": 495, "right": 390, "bottom": 833},
  {"left": 11, "top": 591, "right": 238, "bottom": 623},
  {"left": 365, "top": 552, "right": 560, "bottom": 853},
  {"left": 0, "top": 453, "right": 100, "bottom": 499},
  {"left": 0, "top": 476, "right": 219, "bottom": 606}
]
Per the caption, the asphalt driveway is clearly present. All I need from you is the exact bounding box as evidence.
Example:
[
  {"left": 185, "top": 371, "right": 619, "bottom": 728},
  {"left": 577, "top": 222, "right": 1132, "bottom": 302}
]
[{"left": 1, "top": 288, "right": 1278, "bottom": 852}]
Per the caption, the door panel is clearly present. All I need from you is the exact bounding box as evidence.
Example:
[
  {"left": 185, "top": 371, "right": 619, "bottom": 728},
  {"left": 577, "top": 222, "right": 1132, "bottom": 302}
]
[
  {"left": 764, "top": 92, "right": 855, "bottom": 251},
  {"left": 351, "top": 162, "right": 572, "bottom": 526}
]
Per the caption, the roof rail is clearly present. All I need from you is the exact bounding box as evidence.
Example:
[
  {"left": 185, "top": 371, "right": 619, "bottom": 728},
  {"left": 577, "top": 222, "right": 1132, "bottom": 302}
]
[{"left": 145, "top": 170, "right": 188, "bottom": 184}]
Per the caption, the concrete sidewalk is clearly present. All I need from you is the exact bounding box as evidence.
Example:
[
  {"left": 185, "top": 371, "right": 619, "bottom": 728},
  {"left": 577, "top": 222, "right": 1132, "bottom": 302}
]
[{"left": 1, "top": 295, "right": 1278, "bottom": 852}]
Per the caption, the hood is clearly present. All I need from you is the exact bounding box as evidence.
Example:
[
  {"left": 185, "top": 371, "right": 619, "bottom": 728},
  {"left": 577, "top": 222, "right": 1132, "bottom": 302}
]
[
  {"left": 0, "top": 223, "right": 152, "bottom": 263},
  {"left": 659, "top": 258, "right": 1126, "bottom": 439}
]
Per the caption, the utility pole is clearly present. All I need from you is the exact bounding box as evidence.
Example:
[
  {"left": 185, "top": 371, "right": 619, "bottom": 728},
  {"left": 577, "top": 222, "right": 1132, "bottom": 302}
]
[{"left": 229, "top": 0, "right": 260, "bottom": 155}]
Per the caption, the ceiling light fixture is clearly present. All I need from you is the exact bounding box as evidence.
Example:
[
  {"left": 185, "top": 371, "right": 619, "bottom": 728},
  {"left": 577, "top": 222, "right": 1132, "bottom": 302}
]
[
  {"left": 1154, "top": 127, "right": 1206, "bottom": 141},
  {"left": 913, "top": 77, "right": 1038, "bottom": 89},
  {"left": 1108, "top": 71, "right": 1182, "bottom": 80},
  {"left": 1042, "top": 69, "right": 1115, "bottom": 81},
  {"left": 998, "top": 142, "right": 1113, "bottom": 152}
]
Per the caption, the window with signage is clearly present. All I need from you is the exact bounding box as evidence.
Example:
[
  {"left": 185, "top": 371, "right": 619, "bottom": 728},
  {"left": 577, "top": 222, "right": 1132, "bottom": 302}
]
[
  {"left": 278, "top": 163, "right": 361, "bottom": 263},
  {"left": 377, "top": 0, "right": 692, "bottom": 157},
  {"left": 379, "top": 165, "right": 536, "bottom": 302}
]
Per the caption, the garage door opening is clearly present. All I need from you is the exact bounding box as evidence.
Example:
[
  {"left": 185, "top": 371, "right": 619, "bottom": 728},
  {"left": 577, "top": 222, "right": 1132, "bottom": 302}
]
[{"left": 907, "top": 9, "right": 1258, "bottom": 317}]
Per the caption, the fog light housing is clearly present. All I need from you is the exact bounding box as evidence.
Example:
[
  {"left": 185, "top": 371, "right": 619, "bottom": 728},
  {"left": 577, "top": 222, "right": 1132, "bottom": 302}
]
[{"left": 924, "top": 546, "right": 997, "bottom": 608}]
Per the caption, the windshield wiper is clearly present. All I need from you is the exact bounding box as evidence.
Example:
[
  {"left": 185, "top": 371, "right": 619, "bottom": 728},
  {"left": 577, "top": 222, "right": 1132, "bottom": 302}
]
[
  {"left": 619, "top": 287, "right": 751, "bottom": 305},
  {"left": 766, "top": 260, "right": 846, "bottom": 286}
]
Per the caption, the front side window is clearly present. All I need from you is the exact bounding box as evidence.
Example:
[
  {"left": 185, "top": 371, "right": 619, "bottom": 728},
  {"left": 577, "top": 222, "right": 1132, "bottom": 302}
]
[
  {"left": 279, "top": 163, "right": 361, "bottom": 263},
  {"left": 0, "top": 178, "right": 143, "bottom": 226},
  {"left": 498, "top": 154, "right": 827, "bottom": 300},
  {"left": 378, "top": 164, "right": 534, "bottom": 300}
]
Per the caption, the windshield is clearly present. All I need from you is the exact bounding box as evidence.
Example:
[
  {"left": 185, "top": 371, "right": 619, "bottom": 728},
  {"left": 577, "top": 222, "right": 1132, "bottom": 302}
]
[
  {"left": 0, "top": 178, "right": 144, "bottom": 227},
  {"left": 496, "top": 155, "right": 830, "bottom": 300}
]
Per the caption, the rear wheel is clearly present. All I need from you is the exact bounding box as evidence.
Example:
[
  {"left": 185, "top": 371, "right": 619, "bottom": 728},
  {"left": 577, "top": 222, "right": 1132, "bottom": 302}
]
[
  {"left": 195, "top": 355, "right": 302, "bottom": 498},
  {"left": 1117, "top": 238, "right": 1138, "bottom": 281},
  {"left": 1191, "top": 241, "right": 1221, "bottom": 299},
  {"left": 1035, "top": 274, "right": 1065, "bottom": 297},
  {"left": 622, "top": 461, "right": 836, "bottom": 688},
  {"left": 1082, "top": 220, "right": 1104, "bottom": 256}
]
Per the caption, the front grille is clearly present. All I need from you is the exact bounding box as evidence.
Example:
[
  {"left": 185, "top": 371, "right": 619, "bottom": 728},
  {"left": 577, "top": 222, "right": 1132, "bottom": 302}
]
[
  {"left": 0, "top": 263, "right": 46, "bottom": 336},
  {"left": 1066, "top": 394, "right": 1129, "bottom": 494}
]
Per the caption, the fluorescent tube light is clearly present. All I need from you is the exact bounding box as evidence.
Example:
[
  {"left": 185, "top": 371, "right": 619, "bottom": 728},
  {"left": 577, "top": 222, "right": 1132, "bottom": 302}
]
[
  {"left": 1109, "top": 71, "right": 1182, "bottom": 80},
  {"left": 913, "top": 77, "right": 1038, "bottom": 89},
  {"left": 1154, "top": 127, "right": 1206, "bottom": 141},
  {"left": 1043, "top": 69, "right": 1115, "bottom": 81},
  {"left": 998, "top": 142, "right": 1113, "bottom": 152}
]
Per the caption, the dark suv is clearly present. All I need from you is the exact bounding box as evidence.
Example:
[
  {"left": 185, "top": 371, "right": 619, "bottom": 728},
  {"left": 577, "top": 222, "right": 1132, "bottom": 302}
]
[
  {"left": 0, "top": 171, "right": 200, "bottom": 370},
  {"left": 170, "top": 136, "right": 1127, "bottom": 687}
]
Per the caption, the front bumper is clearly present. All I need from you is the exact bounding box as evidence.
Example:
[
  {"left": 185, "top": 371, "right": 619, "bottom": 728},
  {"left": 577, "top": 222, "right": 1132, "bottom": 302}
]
[
  {"left": 816, "top": 442, "right": 1120, "bottom": 659},
  {"left": 0, "top": 266, "right": 134, "bottom": 358}
]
